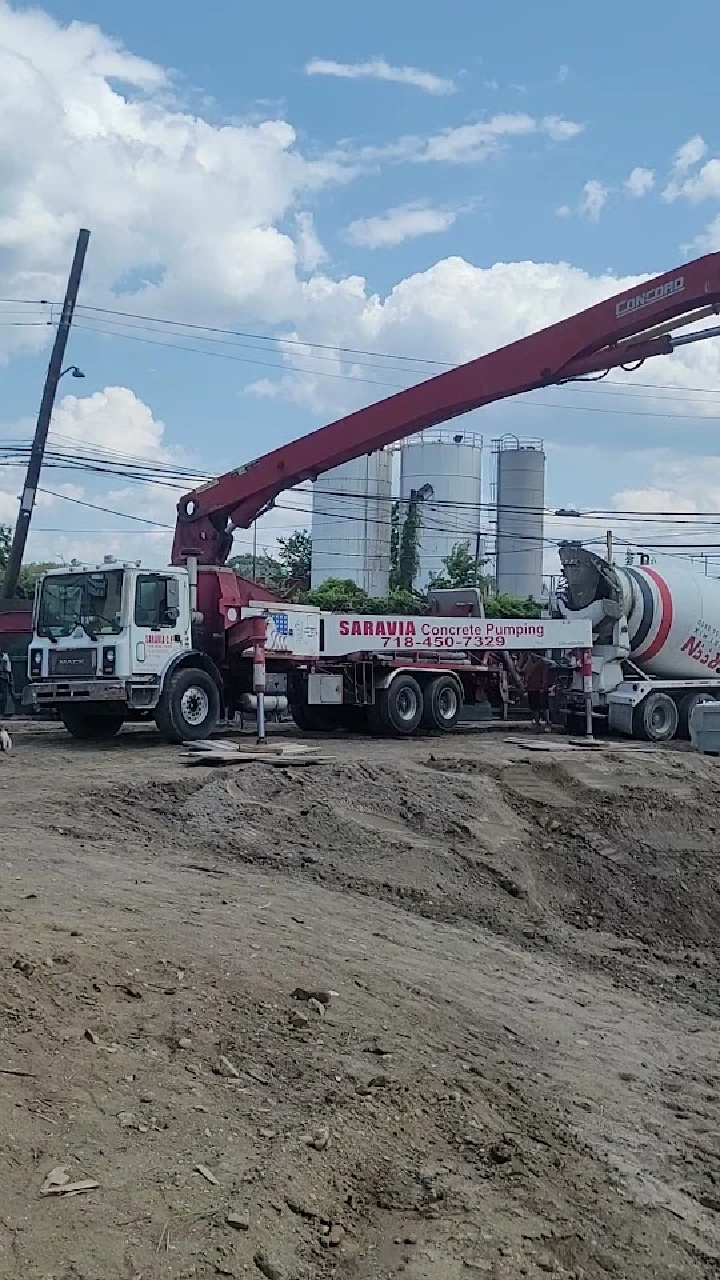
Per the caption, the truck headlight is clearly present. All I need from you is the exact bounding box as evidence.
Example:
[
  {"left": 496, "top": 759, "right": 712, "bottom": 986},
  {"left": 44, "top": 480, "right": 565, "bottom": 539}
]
[
  {"left": 102, "top": 646, "right": 116, "bottom": 676},
  {"left": 30, "top": 649, "right": 43, "bottom": 677}
]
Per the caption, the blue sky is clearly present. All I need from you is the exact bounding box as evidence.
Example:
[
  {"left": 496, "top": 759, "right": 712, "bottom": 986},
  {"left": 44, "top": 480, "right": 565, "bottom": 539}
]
[{"left": 1, "top": 0, "right": 720, "bottom": 570}]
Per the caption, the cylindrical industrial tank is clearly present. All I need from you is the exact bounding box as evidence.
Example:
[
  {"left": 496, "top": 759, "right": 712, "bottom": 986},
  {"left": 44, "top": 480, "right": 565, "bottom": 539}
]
[
  {"left": 559, "top": 545, "right": 720, "bottom": 679},
  {"left": 310, "top": 451, "right": 392, "bottom": 597},
  {"left": 399, "top": 430, "right": 484, "bottom": 590},
  {"left": 494, "top": 436, "right": 545, "bottom": 600}
]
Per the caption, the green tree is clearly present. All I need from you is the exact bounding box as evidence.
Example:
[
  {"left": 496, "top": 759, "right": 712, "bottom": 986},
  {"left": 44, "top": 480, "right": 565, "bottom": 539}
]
[
  {"left": 277, "top": 529, "right": 311, "bottom": 594},
  {"left": 397, "top": 495, "right": 422, "bottom": 591},
  {"left": 484, "top": 593, "right": 540, "bottom": 619},
  {"left": 303, "top": 578, "right": 425, "bottom": 616},
  {"left": 389, "top": 500, "right": 401, "bottom": 590},
  {"left": 429, "top": 539, "right": 487, "bottom": 590},
  {"left": 304, "top": 577, "right": 371, "bottom": 612},
  {"left": 0, "top": 524, "right": 55, "bottom": 599},
  {"left": 227, "top": 551, "right": 283, "bottom": 586}
]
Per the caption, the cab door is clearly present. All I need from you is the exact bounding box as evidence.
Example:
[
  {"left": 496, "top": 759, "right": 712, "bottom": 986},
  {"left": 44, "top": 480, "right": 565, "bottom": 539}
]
[{"left": 131, "top": 573, "right": 189, "bottom": 675}]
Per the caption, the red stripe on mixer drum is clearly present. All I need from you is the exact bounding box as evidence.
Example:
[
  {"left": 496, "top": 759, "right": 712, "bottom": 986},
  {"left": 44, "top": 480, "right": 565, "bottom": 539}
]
[{"left": 640, "top": 568, "right": 674, "bottom": 661}]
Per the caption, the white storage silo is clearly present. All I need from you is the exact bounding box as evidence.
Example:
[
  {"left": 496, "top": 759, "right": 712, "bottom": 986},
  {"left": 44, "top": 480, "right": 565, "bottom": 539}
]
[
  {"left": 494, "top": 436, "right": 545, "bottom": 600},
  {"left": 399, "top": 430, "right": 484, "bottom": 590},
  {"left": 310, "top": 451, "right": 392, "bottom": 597}
]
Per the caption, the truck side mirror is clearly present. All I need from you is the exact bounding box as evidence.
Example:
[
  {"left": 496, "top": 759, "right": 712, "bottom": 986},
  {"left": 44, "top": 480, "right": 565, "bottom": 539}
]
[{"left": 166, "top": 578, "right": 180, "bottom": 611}]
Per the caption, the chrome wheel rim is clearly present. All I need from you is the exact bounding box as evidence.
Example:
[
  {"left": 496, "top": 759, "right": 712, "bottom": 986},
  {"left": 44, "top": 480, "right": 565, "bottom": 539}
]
[
  {"left": 181, "top": 686, "right": 209, "bottom": 726},
  {"left": 437, "top": 686, "right": 458, "bottom": 721}
]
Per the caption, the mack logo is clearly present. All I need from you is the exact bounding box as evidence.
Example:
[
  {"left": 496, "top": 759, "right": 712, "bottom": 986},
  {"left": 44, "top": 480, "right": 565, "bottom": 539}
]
[{"left": 616, "top": 276, "right": 684, "bottom": 319}]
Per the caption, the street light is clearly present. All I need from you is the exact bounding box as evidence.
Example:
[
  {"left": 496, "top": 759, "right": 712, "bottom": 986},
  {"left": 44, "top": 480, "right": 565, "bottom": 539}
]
[{"left": 59, "top": 365, "right": 85, "bottom": 380}]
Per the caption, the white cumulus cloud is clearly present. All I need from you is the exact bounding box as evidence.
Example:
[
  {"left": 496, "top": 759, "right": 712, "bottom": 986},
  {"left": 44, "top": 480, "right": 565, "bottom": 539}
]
[
  {"left": 50, "top": 386, "right": 168, "bottom": 461},
  {"left": 541, "top": 115, "right": 584, "bottom": 142},
  {"left": 0, "top": 0, "right": 358, "bottom": 360},
  {"left": 672, "top": 134, "right": 707, "bottom": 176},
  {"left": 304, "top": 56, "right": 456, "bottom": 96},
  {"left": 663, "top": 134, "right": 708, "bottom": 201},
  {"left": 294, "top": 212, "right": 328, "bottom": 273},
  {"left": 345, "top": 202, "right": 460, "bottom": 249},
  {"left": 579, "top": 179, "right": 610, "bottom": 222},
  {"left": 0, "top": 3, "right": 718, "bottom": 569},
  {"left": 403, "top": 112, "right": 583, "bottom": 164},
  {"left": 624, "top": 166, "right": 654, "bottom": 197}
]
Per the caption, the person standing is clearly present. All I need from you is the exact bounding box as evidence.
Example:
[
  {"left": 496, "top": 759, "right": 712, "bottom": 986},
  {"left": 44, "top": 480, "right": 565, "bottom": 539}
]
[
  {"left": 0, "top": 650, "right": 14, "bottom": 718},
  {"left": 523, "top": 651, "right": 553, "bottom": 731}
]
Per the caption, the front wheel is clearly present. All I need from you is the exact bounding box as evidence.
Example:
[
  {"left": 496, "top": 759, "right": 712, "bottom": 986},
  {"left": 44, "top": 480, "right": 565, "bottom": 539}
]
[
  {"left": 420, "top": 675, "right": 462, "bottom": 733},
  {"left": 632, "top": 691, "right": 679, "bottom": 743},
  {"left": 61, "top": 710, "right": 125, "bottom": 741},
  {"left": 155, "top": 667, "right": 221, "bottom": 743}
]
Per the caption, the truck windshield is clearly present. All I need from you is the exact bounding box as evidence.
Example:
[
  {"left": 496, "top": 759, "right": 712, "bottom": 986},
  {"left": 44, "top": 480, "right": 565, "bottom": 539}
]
[{"left": 37, "top": 571, "right": 124, "bottom": 639}]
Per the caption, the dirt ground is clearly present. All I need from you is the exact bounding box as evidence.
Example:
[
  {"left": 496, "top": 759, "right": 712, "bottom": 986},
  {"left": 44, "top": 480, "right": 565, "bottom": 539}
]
[{"left": 1, "top": 720, "right": 720, "bottom": 1280}]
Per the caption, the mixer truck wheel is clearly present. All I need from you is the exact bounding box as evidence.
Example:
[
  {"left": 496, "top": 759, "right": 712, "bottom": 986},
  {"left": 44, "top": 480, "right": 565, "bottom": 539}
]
[
  {"left": 420, "top": 675, "right": 462, "bottom": 733},
  {"left": 369, "top": 674, "right": 424, "bottom": 737},
  {"left": 155, "top": 667, "right": 221, "bottom": 743},
  {"left": 677, "top": 691, "right": 716, "bottom": 740},
  {"left": 631, "top": 691, "right": 679, "bottom": 743}
]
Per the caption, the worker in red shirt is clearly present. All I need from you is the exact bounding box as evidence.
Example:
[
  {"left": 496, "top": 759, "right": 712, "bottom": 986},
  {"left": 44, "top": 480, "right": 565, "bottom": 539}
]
[{"left": 524, "top": 651, "right": 554, "bottom": 731}]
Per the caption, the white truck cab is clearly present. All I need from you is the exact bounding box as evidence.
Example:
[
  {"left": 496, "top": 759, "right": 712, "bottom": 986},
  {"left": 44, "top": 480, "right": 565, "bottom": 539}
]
[{"left": 26, "top": 560, "right": 204, "bottom": 738}]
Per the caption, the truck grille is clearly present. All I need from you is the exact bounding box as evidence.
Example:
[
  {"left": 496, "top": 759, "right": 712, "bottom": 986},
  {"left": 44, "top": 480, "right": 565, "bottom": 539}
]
[{"left": 48, "top": 648, "right": 96, "bottom": 677}]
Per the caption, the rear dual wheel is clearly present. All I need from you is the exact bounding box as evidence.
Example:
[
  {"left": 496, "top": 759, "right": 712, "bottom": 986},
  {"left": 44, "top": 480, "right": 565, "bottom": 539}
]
[
  {"left": 369, "top": 674, "right": 424, "bottom": 737},
  {"left": 631, "top": 690, "right": 715, "bottom": 744},
  {"left": 420, "top": 675, "right": 462, "bottom": 734},
  {"left": 632, "top": 691, "right": 678, "bottom": 744},
  {"left": 677, "top": 690, "right": 716, "bottom": 741},
  {"left": 369, "top": 673, "right": 463, "bottom": 737}
]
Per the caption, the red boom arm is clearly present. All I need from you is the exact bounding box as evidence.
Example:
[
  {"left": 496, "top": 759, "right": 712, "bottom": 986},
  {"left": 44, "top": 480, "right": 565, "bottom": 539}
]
[{"left": 172, "top": 252, "right": 720, "bottom": 566}]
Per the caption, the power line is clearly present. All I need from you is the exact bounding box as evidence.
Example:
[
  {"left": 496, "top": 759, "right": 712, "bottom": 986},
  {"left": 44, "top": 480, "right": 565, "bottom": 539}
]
[
  {"left": 74, "top": 303, "right": 451, "bottom": 367},
  {"left": 5, "top": 294, "right": 720, "bottom": 400},
  {"left": 67, "top": 316, "right": 720, "bottom": 424},
  {"left": 37, "top": 487, "right": 173, "bottom": 528},
  {"left": 73, "top": 320, "right": 409, "bottom": 391}
]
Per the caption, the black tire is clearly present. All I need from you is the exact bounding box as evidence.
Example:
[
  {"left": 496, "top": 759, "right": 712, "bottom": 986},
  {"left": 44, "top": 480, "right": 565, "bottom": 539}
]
[
  {"left": 632, "top": 691, "right": 679, "bottom": 743},
  {"left": 420, "top": 675, "right": 462, "bottom": 733},
  {"left": 289, "top": 699, "right": 340, "bottom": 733},
  {"left": 287, "top": 672, "right": 340, "bottom": 733},
  {"left": 338, "top": 706, "right": 369, "bottom": 733},
  {"left": 155, "top": 666, "right": 221, "bottom": 743},
  {"left": 61, "top": 709, "right": 124, "bottom": 741},
  {"left": 370, "top": 674, "right": 424, "bottom": 737},
  {"left": 565, "top": 709, "right": 588, "bottom": 737},
  {"left": 677, "top": 690, "right": 716, "bottom": 740}
]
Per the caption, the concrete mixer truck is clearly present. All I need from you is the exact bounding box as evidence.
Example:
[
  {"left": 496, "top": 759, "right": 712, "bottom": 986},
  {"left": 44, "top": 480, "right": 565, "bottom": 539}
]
[{"left": 556, "top": 544, "right": 720, "bottom": 742}]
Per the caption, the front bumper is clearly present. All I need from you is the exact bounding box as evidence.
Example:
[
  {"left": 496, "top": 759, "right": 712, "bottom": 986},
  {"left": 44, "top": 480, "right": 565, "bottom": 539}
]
[{"left": 26, "top": 679, "right": 160, "bottom": 710}]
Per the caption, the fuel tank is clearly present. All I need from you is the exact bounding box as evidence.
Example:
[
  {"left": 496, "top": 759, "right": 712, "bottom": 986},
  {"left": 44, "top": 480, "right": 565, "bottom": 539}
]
[{"left": 559, "top": 544, "right": 720, "bottom": 680}]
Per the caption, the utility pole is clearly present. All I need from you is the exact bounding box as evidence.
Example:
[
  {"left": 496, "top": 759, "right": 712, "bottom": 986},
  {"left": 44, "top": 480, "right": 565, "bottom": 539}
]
[
  {"left": 474, "top": 530, "right": 483, "bottom": 584},
  {"left": 2, "top": 228, "right": 90, "bottom": 599}
]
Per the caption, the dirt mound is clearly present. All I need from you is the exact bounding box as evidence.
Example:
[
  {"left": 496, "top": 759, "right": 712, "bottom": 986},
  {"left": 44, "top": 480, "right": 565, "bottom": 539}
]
[
  {"left": 70, "top": 748, "right": 720, "bottom": 965},
  {"left": 3, "top": 726, "right": 720, "bottom": 1279},
  {"left": 53, "top": 741, "right": 720, "bottom": 978}
]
